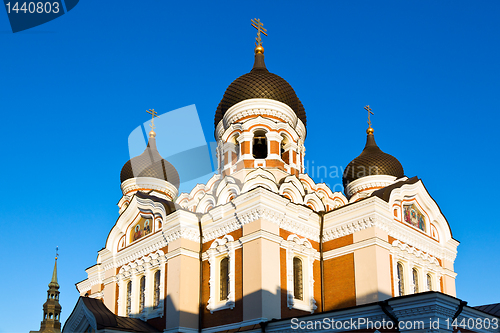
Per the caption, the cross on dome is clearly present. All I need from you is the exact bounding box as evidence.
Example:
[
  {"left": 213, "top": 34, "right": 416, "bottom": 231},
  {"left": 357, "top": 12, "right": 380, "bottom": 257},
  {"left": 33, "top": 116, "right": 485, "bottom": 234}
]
[
  {"left": 146, "top": 108, "right": 160, "bottom": 136},
  {"left": 364, "top": 105, "right": 374, "bottom": 134}
]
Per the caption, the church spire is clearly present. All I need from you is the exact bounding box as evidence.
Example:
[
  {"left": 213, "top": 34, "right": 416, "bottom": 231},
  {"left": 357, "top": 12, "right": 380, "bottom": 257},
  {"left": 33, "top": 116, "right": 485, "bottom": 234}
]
[
  {"left": 31, "top": 250, "right": 62, "bottom": 333},
  {"left": 49, "top": 251, "right": 59, "bottom": 288}
]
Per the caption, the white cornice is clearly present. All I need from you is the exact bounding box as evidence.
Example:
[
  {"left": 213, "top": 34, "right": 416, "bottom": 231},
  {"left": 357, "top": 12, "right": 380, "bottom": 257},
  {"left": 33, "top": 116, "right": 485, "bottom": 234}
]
[
  {"left": 346, "top": 175, "right": 398, "bottom": 199},
  {"left": 165, "top": 247, "right": 199, "bottom": 260},
  {"left": 240, "top": 229, "right": 283, "bottom": 245},
  {"left": 323, "top": 236, "right": 392, "bottom": 260},
  {"left": 121, "top": 177, "right": 178, "bottom": 199},
  {"left": 221, "top": 98, "right": 298, "bottom": 130},
  {"left": 322, "top": 196, "right": 456, "bottom": 263}
]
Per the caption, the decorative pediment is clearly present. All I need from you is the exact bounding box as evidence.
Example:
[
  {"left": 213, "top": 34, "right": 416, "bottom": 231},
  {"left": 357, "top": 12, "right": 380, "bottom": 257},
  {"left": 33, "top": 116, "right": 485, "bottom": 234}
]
[
  {"left": 105, "top": 192, "right": 178, "bottom": 256},
  {"left": 383, "top": 178, "right": 454, "bottom": 245}
]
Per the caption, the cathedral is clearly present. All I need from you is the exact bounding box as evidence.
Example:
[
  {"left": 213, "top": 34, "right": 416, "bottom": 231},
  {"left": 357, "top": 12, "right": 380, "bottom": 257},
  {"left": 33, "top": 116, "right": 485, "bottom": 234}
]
[{"left": 40, "top": 21, "right": 499, "bottom": 333}]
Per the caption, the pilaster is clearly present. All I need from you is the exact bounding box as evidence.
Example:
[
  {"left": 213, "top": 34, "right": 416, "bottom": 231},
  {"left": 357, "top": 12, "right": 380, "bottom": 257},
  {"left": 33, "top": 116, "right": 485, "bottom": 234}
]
[{"left": 242, "top": 218, "right": 281, "bottom": 321}]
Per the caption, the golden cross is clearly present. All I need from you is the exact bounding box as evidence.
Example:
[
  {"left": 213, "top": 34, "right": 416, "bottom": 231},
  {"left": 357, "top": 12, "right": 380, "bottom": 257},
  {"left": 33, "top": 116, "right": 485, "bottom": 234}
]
[
  {"left": 251, "top": 18, "right": 267, "bottom": 46},
  {"left": 364, "top": 105, "right": 374, "bottom": 128},
  {"left": 146, "top": 109, "right": 160, "bottom": 130}
]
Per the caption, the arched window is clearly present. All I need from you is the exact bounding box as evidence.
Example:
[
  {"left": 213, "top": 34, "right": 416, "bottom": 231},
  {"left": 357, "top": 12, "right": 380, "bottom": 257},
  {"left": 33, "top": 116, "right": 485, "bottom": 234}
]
[
  {"left": 139, "top": 276, "right": 146, "bottom": 313},
  {"left": 397, "top": 262, "right": 405, "bottom": 296},
  {"left": 412, "top": 268, "right": 419, "bottom": 293},
  {"left": 253, "top": 131, "right": 268, "bottom": 159},
  {"left": 153, "top": 271, "right": 161, "bottom": 309},
  {"left": 293, "top": 257, "right": 303, "bottom": 300},
  {"left": 126, "top": 281, "right": 132, "bottom": 316},
  {"left": 220, "top": 257, "right": 229, "bottom": 301},
  {"left": 49, "top": 313, "right": 53, "bottom": 319},
  {"left": 427, "top": 274, "right": 433, "bottom": 291}
]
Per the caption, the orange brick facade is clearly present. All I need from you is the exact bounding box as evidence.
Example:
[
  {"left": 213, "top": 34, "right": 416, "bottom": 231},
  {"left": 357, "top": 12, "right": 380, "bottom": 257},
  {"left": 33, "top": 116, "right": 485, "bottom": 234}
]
[{"left": 323, "top": 253, "right": 356, "bottom": 311}]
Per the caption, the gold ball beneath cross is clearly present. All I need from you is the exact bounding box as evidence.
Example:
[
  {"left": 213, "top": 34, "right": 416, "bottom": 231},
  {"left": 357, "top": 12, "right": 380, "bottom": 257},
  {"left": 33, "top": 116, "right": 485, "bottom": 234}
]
[{"left": 255, "top": 45, "right": 264, "bottom": 54}]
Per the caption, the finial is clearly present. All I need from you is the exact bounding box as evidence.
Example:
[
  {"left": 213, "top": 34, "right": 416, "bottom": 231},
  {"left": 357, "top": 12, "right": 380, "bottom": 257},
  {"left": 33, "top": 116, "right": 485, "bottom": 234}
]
[
  {"left": 146, "top": 109, "right": 160, "bottom": 137},
  {"left": 251, "top": 18, "right": 267, "bottom": 54},
  {"left": 364, "top": 105, "right": 374, "bottom": 134},
  {"left": 55, "top": 246, "right": 58, "bottom": 260}
]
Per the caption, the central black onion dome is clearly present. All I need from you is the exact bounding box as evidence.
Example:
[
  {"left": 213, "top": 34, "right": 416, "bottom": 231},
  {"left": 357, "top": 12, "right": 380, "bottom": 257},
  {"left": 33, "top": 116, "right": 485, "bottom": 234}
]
[
  {"left": 343, "top": 128, "right": 404, "bottom": 188},
  {"left": 120, "top": 132, "right": 180, "bottom": 188},
  {"left": 214, "top": 48, "right": 306, "bottom": 129}
]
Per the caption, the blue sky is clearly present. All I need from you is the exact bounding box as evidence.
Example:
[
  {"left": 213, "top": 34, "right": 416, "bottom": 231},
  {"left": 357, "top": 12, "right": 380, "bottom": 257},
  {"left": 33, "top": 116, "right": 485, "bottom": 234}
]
[{"left": 0, "top": 1, "right": 499, "bottom": 332}]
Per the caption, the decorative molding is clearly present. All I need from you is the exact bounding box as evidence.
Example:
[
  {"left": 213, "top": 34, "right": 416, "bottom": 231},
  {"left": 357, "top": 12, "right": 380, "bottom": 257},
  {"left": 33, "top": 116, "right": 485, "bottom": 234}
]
[
  {"left": 117, "top": 250, "right": 166, "bottom": 279},
  {"left": 206, "top": 235, "right": 238, "bottom": 313},
  {"left": 391, "top": 240, "right": 440, "bottom": 266},
  {"left": 220, "top": 98, "right": 299, "bottom": 133},
  {"left": 323, "top": 217, "right": 378, "bottom": 242},
  {"left": 203, "top": 207, "right": 319, "bottom": 243},
  {"left": 88, "top": 292, "right": 104, "bottom": 299},
  {"left": 282, "top": 234, "right": 317, "bottom": 313}
]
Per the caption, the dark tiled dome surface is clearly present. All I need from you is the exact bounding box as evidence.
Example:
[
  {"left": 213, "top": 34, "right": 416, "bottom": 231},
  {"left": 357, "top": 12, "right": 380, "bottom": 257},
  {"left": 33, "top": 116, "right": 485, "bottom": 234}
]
[
  {"left": 120, "top": 136, "right": 180, "bottom": 188},
  {"left": 343, "top": 133, "right": 404, "bottom": 187},
  {"left": 214, "top": 53, "right": 306, "bottom": 128}
]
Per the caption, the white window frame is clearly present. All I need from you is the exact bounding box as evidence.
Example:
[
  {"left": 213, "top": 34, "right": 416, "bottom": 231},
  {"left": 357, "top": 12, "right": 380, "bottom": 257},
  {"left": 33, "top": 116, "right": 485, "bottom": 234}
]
[
  {"left": 391, "top": 240, "right": 443, "bottom": 297},
  {"left": 395, "top": 261, "right": 406, "bottom": 296},
  {"left": 411, "top": 266, "right": 420, "bottom": 294},
  {"left": 117, "top": 251, "right": 166, "bottom": 319},
  {"left": 206, "top": 235, "right": 237, "bottom": 313},
  {"left": 283, "top": 234, "right": 317, "bottom": 313},
  {"left": 138, "top": 275, "right": 146, "bottom": 314}
]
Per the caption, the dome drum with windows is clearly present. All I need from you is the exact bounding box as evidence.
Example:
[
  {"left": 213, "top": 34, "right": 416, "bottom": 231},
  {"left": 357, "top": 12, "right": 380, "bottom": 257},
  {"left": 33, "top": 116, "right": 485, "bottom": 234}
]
[{"left": 213, "top": 19, "right": 307, "bottom": 178}]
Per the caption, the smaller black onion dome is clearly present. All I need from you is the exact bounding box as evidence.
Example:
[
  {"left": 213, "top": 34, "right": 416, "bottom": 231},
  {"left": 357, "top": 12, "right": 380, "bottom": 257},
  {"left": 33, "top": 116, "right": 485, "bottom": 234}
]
[
  {"left": 342, "top": 129, "right": 404, "bottom": 188},
  {"left": 120, "top": 132, "right": 180, "bottom": 188}
]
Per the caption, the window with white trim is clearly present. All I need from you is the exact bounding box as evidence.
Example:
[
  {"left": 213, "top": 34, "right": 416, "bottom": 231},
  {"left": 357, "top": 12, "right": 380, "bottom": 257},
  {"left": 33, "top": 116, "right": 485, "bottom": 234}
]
[
  {"left": 219, "top": 257, "right": 229, "bottom": 301},
  {"left": 126, "top": 281, "right": 132, "bottom": 317},
  {"left": 206, "top": 235, "right": 237, "bottom": 313},
  {"left": 412, "top": 268, "right": 419, "bottom": 293},
  {"left": 284, "top": 234, "right": 317, "bottom": 313},
  {"left": 427, "top": 273, "right": 433, "bottom": 291},
  {"left": 139, "top": 276, "right": 146, "bottom": 313},
  {"left": 252, "top": 130, "right": 268, "bottom": 159},
  {"left": 397, "top": 262, "right": 405, "bottom": 296},
  {"left": 153, "top": 270, "right": 161, "bottom": 309},
  {"left": 293, "top": 257, "right": 304, "bottom": 301}
]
